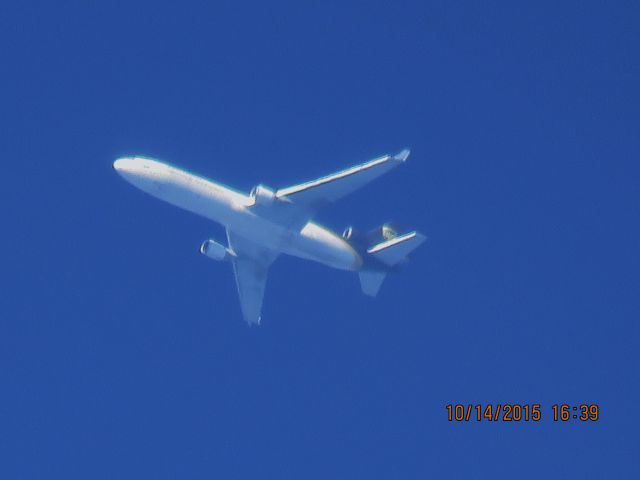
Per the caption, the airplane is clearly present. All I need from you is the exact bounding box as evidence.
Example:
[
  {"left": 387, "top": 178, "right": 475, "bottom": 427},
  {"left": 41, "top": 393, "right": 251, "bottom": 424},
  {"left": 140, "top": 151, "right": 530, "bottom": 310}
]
[{"left": 113, "top": 149, "right": 425, "bottom": 325}]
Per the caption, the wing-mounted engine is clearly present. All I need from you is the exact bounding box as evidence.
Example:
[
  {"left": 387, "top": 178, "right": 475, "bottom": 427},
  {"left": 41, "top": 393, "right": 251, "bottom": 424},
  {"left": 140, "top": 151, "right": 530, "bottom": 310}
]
[
  {"left": 248, "top": 183, "right": 313, "bottom": 231},
  {"left": 342, "top": 225, "right": 358, "bottom": 241},
  {"left": 342, "top": 225, "right": 368, "bottom": 250},
  {"left": 249, "top": 184, "right": 276, "bottom": 207},
  {"left": 200, "top": 239, "right": 235, "bottom": 261}
]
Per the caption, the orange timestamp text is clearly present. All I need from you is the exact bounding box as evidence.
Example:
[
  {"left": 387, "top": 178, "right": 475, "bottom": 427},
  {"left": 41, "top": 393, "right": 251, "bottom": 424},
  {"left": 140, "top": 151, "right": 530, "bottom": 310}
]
[{"left": 446, "top": 404, "right": 600, "bottom": 422}]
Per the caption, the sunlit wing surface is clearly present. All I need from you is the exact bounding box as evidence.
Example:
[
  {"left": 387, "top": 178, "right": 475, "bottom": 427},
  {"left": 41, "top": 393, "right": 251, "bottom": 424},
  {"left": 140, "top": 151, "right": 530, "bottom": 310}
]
[
  {"left": 226, "top": 229, "right": 279, "bottom": 324},
  {"left": 275, "top": 149, "right": 410, "bottom": 209}
]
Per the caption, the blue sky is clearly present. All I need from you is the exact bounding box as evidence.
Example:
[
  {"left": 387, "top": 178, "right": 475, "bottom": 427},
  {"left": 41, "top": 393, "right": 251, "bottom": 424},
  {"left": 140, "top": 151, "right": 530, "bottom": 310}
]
[{"left": 1, "top": 1, "right": 638, "bottom": 478}]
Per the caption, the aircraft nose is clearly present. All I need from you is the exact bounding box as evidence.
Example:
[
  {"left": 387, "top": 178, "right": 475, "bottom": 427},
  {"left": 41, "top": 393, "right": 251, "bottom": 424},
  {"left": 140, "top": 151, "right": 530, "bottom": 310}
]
[{"left": 113, "top": 157, "right": 135, "bottom": 173}]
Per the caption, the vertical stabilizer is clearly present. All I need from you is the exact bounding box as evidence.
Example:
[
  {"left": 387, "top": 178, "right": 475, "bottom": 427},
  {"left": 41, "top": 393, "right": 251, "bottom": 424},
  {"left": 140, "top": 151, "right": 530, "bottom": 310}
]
[
  {"left": 359, "top": 270, "right": 388, "bottom": 297},
  {"left": 357, "top": 229, "right": 425, "bottom": 297}
]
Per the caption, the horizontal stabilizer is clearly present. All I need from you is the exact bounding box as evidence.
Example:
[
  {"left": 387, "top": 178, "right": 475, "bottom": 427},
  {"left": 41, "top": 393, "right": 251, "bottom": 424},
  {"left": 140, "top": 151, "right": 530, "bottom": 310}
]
[
  {"left": 359, "top": 270, "right": 388, "bottom": 297},
  {"left": 367, "top": 231, "right": 426, "bottom": 266}
]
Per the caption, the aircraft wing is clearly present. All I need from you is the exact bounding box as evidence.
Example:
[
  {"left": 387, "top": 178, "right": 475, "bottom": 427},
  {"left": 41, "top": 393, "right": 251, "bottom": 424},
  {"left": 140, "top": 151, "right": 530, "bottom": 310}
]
[
  {"left": 275, "top": 149, "right": 410, "bottom": 209},
  {"left": 226, "top": 229, "right": 279, "bottom": 325}
]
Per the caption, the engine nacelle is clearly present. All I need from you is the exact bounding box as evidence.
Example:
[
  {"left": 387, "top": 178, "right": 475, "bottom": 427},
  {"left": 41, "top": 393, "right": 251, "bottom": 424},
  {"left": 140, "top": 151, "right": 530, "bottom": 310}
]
[
  {"left": 249, "top": 184, "right": 276, "bottom": 207},
  {"left": 345, "top": 223, "right": 402, "bottom": 250},
  {"left": 381, "top": 223, "right": 398, "bottom": 240},
  {"left": 200, "top": 239, "right": 231, "bottom": 261},
  {"left": 342, "top": 226, "right": 357, "bottom": 240}
]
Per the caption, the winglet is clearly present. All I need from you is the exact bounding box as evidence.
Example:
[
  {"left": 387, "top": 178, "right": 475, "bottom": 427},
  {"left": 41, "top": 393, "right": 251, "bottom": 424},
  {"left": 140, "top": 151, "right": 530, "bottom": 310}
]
[{"left": 394, "top": 148, "right": 411, "bottom": 162}]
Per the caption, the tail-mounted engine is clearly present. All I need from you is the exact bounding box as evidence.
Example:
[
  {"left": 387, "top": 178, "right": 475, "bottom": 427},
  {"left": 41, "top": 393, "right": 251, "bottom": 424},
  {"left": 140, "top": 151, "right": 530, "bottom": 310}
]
[
  {"left": 342, "top": 222, "right": 401, "bottom": 250},
  {"left": 249, "top": 184, "right": 276, "bottom": 207},
  {"left": 365, "top": 222, "right": 400, "bottom": 245}
]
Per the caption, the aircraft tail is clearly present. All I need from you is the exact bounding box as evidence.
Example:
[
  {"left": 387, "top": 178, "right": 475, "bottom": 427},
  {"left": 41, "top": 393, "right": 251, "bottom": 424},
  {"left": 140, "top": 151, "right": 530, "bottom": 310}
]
[
  {"left": 359, "top": 270, "right": 388, "bottom": 297},
  {"left": 357, "top": 226, "right": 426, "bottom": 297}
]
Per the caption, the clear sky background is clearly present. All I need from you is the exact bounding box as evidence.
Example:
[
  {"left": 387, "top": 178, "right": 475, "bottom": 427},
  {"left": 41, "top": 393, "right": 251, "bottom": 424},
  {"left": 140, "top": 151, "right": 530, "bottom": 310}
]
[{"left": 1, "top": 1, "right": 638, "bottom": 478}]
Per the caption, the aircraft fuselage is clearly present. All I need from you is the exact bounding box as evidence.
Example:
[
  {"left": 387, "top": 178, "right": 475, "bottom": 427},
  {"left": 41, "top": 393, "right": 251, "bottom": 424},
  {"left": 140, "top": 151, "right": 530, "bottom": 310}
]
[{"left": 113, "top": 157, "right": 362, "bottom": 271}]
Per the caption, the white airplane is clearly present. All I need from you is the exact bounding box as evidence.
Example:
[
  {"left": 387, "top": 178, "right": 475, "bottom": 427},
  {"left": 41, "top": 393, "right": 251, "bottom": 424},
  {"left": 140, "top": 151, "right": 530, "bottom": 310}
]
[{"left": 113, "top": 149, "right": 425, "bottom": 324}]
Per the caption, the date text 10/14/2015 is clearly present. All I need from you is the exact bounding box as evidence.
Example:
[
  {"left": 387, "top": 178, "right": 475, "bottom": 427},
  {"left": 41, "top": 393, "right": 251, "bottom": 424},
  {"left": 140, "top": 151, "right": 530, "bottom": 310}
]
[{"left": 446, "top": 404, "right": 599, "bottom": 422}]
